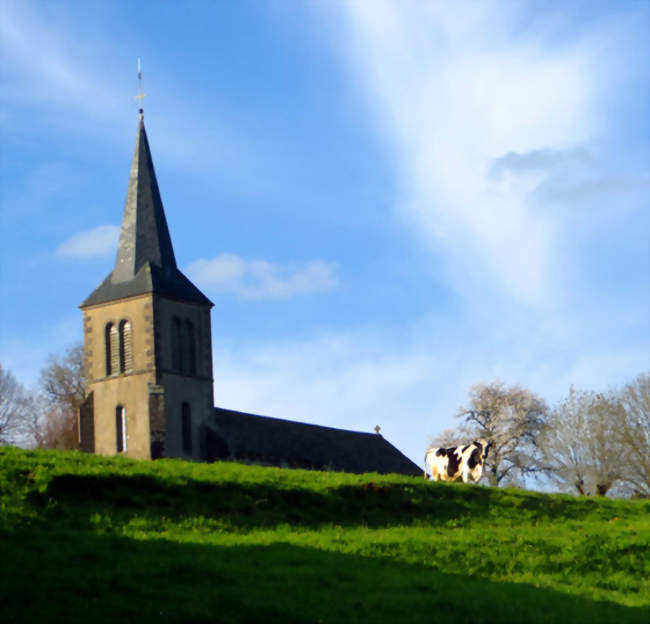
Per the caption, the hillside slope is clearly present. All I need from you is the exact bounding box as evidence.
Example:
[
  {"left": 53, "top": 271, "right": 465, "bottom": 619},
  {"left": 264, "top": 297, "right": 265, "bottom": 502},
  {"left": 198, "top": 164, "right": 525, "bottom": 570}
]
[{"left": 1, "top": 447, "right": 648, "bottom": 623}]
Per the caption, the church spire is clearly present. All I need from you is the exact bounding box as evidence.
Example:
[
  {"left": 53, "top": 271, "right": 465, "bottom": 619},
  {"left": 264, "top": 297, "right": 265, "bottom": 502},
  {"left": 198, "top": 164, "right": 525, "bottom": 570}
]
[
  {"left": 112, "top": 115, "right": 177, "bottom": 283},
  {"left": 81, "top": 98, "right": 212, "bottom": 309}
]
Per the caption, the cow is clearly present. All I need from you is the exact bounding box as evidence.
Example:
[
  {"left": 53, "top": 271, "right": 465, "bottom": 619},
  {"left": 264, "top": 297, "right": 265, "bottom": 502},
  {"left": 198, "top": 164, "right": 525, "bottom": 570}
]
[{"left": 424, "top": 439, "right": 492, "bottom": 484}]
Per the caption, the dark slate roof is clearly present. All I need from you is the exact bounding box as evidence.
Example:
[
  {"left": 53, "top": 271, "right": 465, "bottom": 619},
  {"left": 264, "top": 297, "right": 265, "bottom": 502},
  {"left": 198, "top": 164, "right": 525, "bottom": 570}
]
[
  {"left": 207, "top": 407, "right": 422, "bottom": 476},
  {"left": 81, "top": 262, "right": 212, "bottom": 307},
  {"left": 81, "top": 114, "right": 212, "bottom": 308}
]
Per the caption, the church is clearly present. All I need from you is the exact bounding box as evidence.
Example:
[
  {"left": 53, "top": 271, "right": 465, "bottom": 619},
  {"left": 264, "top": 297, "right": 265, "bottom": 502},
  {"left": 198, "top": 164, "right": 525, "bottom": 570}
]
[{"left": 78, "top": 110, "right": 420, "bottom": 477}]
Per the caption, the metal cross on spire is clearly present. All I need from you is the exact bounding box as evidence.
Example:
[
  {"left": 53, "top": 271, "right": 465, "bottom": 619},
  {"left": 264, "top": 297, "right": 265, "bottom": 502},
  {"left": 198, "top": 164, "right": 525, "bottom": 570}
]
[{"left": 135, "top": 57, "right": 147, "bottom": 115}]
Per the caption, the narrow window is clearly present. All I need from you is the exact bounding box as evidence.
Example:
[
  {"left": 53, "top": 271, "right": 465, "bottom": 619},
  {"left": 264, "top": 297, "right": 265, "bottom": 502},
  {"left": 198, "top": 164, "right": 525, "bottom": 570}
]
[
  {"left": 181, "top": 402, "right": 192, "bottom": 453},
  {"left": 116, "top": 405, "right": 127, "bottom": 453},
  {"left": 119, "top": 320, "right": 133, "bottom": 373},
  {"left": 172, "top": 317, "right": 183, "bottom": 372},
  {"left": 184, "top": 320, "right": 197, "bottom": 375}
]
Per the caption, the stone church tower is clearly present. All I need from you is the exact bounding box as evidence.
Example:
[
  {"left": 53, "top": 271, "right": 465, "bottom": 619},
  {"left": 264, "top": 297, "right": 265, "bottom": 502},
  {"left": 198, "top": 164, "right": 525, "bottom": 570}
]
[
  {"left": 78, "top": 112, "right": 214, "bottom": 460},
  {"left": 76, "top": 109, "right": 421, "bottom": 476}
]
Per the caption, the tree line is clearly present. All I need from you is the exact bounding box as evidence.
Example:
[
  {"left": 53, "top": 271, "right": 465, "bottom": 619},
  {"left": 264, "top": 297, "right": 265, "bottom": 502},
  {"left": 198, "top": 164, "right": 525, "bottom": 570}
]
[
  {"left": 431, "top": 376, "right": 649, "bottom": 498},
  {"left": 0, "top": 344, "right": 84, "bottom": 451},
  {"left": 1, "top": 345, "right": 648, "bottom": 497}
]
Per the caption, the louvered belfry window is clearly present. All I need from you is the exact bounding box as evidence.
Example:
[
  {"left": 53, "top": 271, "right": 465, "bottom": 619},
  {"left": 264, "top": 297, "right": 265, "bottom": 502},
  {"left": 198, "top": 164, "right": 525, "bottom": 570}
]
[
  {"left": 184, "top": 321, "right": 197, "bottom": 375},
  {"left": 172, "top": 316, "right": 199, "bottom": 376},
  {"left": 172, "top": 316, "right": 183, "bottom": 372},
  {"left": 106, "top": 323, "right": 120, "bottom": 375},
  {"left": 119, "top": 320, "right": 133, "bottom": 373},
  {"left": 105, "top": 323, "right": 113, "bottom": 375}
]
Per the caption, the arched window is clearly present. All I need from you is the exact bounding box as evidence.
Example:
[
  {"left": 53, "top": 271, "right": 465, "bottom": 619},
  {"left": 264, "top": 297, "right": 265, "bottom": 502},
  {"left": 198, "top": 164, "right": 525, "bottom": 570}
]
[
  {"left": 184, "top": 320, "right": 196, "bottom": 375},
  {"left": 119, "top": 319, "right": 133, "bottom": 373},
  {"left": 116, "top": 405, "right": 127, "bottom": 453},
  {"left": 181, "top": 402, "right": 192, "bottom": 453},
  {"left": 172, "top": 316, "right": 183, "bottom": 372},
  {"left": 105, "top": 323, "right": 119, "bottom": 375}
]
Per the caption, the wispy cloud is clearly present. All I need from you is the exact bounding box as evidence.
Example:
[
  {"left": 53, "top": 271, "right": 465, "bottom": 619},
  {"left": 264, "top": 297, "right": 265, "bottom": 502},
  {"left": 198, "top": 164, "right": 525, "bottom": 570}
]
[
  {"left": 186, "top": 253, "right": 338, "bottom": 300},
  {"left": 55, "top": 225, "right": 119, "bottom": 259},
  {"left": 0, "top": 1, "right": 121, "bottom": 117},
  {"left": 338, "top": 1, "right": 607, "bottom": 306},
  {"left": 0, "top": 1, "right": 322, "bottom": 201},
  {"left": 489, "top": 148, "right": 595, "bottom": 179},
  {"left": 535, "top": 172, "right": 650, "bottom": 205}
]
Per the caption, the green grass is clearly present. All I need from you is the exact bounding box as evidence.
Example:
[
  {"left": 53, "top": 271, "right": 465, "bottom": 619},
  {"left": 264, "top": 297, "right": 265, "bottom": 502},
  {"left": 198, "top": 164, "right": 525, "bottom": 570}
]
[{"left": 1, "top": 447, "right": 649, "bottom": 623}]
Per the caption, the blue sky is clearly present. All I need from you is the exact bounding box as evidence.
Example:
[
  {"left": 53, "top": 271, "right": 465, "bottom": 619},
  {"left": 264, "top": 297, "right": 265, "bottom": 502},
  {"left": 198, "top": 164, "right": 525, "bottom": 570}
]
[{"left": 1, "top": 0, "right": 648, "bottom": 466}]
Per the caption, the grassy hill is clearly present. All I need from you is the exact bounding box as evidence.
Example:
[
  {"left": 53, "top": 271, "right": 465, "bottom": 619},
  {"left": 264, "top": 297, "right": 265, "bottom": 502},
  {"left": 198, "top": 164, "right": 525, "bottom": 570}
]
[{"left": 1, "top": 447, "right": 648, "bottom": 623}]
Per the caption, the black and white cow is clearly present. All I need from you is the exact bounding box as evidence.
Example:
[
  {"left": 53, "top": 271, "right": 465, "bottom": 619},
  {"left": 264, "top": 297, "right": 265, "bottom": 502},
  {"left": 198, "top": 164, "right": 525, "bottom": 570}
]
[{"left": 424, "top": 439, "right": 492, "bottom": 484}]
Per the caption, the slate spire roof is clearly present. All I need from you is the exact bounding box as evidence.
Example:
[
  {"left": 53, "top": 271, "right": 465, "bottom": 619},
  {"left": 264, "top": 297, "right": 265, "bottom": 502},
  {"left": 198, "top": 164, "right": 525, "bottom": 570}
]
[
  {"left": 112, "top": 113, "right": 177, "bottom": 282},
  {"left": 81, "top": 113, "right": 212, "bottom": 308}
]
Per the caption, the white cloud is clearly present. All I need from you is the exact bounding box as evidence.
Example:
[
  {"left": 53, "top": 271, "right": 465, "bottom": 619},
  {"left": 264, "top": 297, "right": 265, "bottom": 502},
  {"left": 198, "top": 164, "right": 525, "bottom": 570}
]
[
  {"left": 186, "top": 253, "right": 338, "bottom": 300},
  {"left": 338, "top": 1, "right": 601, "bottom": 306},
  {"left": 56, "top": 225, "right": 119, "bottom": 259}
]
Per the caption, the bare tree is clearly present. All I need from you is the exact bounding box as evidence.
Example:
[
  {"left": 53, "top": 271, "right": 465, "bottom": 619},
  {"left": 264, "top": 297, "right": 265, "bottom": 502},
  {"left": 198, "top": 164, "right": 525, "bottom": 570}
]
[
  {"left": 586, "top": 393, "right": 628, "bottom": 496},
  {"left": 456, "top": 382, "right": 548, "bottom": 486},
  {"left": 0, "top": 363, "right": 33, "bottom": 445},
  {"left": 618, "top": 374, "right": 650, "bottom": 497},
  {"left": 35, "top": 344, "right": 85, "bottom": 450},
  {"left": 32, "top": 404, "right": 80, "bottom": 450},
  {"left": 540, "top": 387, "right": 627, "bottom": 496},
  {"left": 427, "top": 425, "right": 475, "bottom": 450}
]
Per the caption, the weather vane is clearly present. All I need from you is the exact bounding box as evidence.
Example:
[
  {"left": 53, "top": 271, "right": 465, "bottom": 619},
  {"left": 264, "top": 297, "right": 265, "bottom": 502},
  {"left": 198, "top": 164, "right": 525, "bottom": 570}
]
[{"left": 135, "top": 57, "right": 147, "bottom": 114}]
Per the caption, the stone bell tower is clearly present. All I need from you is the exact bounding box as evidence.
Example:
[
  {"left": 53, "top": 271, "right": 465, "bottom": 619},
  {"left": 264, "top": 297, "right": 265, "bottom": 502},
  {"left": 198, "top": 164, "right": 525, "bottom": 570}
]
[{"left": 78, "top": 111, "right": 214, "bottom": 460}]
